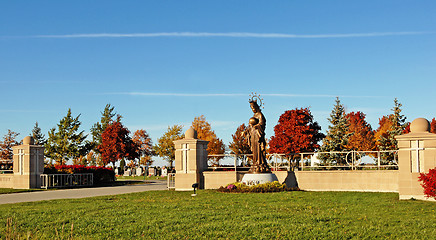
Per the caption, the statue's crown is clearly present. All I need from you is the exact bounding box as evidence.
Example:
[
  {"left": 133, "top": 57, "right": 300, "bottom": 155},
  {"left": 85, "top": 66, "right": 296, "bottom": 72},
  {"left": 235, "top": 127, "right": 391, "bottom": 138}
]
[{"left": 249, "top": 92, "right": 263, "bottom": 108}]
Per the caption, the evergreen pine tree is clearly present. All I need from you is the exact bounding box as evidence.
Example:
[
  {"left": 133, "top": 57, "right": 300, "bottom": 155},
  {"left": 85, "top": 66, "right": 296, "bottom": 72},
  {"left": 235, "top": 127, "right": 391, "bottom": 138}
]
[
  {"left": 90, "top": 104, "right": 116, "bottom": 152},
  {"left": 30, "top": 121, "right": 46, "bottom": 145},
  {"left": 45, "top": 108, "right": 90, "bottom": 165},
  {"left": 377, "top": 98, "right": 407, "bottom": 164},
  {"left": 319, "top": 97, "right": 351, "bottom": 165}
]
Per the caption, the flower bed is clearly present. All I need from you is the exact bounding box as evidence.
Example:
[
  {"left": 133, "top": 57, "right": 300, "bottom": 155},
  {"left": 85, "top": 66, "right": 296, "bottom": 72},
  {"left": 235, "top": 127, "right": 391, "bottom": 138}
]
[
  {"left": 217, "top": 181, "right": 299, "bottom": 193},
  {"left": 44, "top": 165, "right": 115, "bottom": 184}
]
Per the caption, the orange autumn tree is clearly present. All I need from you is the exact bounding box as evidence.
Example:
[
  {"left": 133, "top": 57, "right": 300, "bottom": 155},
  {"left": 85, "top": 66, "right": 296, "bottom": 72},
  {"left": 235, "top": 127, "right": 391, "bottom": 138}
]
[
  {"left": 98, "top": 118, "right": 138, "bottom": 167},
  {"left": 191, "top": 115, "right": 225, "bottom": 166},
  {"left": 345, "top": 112, "right": 376, "bottom": 151},
  {"left": 228, "top": 124, "right": 251, "bottom": 164},
  {"left": 269, "top": 108, "right": 325, "bottom": 158},
  {"left": 132, "top": 129, "right": 154, "bottom": 166},
  {"left": 228, "top": 124, "right": 251, "bottom": 156},
  {"left": 374, "top": 115, "right": 393, "bottom": 149}
]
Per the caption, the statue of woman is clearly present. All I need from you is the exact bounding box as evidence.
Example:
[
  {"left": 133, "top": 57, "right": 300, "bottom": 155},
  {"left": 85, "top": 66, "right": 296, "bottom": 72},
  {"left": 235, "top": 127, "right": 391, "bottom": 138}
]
[{"left": 245, "top": 98, "right": 270, "bottom": 173}]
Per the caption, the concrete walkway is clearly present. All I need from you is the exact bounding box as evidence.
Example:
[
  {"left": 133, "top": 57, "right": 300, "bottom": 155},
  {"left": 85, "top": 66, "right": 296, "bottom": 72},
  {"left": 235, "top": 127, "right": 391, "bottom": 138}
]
[{"left": 0, "top": 181, "right": 167, "bottom": 205}]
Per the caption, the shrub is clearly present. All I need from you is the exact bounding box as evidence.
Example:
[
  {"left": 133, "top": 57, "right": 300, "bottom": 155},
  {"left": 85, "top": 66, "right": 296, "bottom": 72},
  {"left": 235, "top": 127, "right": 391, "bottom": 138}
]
[
  {"left": 93, "top": 167, "right": 115, "bottom": 184},
  {"left": 217, "top": 181, "right": 299, "bottom": 193},
  {"left": 43, "top": 165, "right": 115, "bottom": 184},
  {"left": 418, "top": 168, "right": 436, "bottom": 200}
]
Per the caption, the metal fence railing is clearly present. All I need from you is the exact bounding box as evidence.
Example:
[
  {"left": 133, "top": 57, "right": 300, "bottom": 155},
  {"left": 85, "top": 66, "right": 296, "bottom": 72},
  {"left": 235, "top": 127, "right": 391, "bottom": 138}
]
[
  {"left": 0, "top": 170, "right": 13, "bottom": 174},
  {"left": 297, "top": 150, "right": 398, "bottom": 170},
  {"left": 167, "top": 173, "right": 175, "bottom": 189},
  {"left": 40, "top": 173, "right": 94, "bottom": 189},
  {"left": 206, "top": 150, "right": 399, "bottom": 171}
]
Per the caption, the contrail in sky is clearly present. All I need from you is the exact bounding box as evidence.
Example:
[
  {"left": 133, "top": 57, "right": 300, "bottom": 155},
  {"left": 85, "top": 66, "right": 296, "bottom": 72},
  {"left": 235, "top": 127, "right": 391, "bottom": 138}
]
[
  {"left": 105, "top": 92, "right": 383, "bottom": 98},
  {"left": 22, "top": 31, "right": 432, "bottom": 39}
]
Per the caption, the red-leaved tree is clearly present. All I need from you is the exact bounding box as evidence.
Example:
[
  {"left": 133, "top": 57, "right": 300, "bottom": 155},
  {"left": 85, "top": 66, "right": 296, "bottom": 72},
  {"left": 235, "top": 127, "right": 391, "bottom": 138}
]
[
  {"left": 431, "top": 118, "right": 436, "bottom": 133},
  {"left": 418, "top": 168, "right": 436, "bottom": 200},
  {"left": 98, "top": 119, "right": 138, "bottom": 167},
  {"left": 269, "top": 108, "right": 325, "bottom": 156}
]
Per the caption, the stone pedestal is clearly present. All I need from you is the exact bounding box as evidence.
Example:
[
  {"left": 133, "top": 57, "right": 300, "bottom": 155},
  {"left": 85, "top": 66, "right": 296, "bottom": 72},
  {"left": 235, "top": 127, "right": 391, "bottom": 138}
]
[
  {"left": 173, "top": 128, "right": 208, "bottom": 191},
  {"left": 396, "top": 118, "right": 436, "bottom": 201},
  {"left": 241, "top": 173, "right": 279, "bottom": 186},
  {"left": 12, "top": 136, "right": 44, "bottom": 189}
]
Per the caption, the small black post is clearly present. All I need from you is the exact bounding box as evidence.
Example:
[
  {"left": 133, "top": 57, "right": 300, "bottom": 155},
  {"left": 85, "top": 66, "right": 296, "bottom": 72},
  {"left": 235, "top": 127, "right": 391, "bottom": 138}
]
[{"left": 192, "top": 183, "right": 199, "bottom": 196}]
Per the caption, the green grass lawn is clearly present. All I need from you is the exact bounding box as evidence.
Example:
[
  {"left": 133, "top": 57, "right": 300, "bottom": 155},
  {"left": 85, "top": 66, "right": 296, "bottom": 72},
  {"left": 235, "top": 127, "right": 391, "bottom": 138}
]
[
  {"left": 1, "top": 191, "right": 435, "bottom": 239},
  {"left": 0, "top": 188, "right": 43, "bottom": 194}
]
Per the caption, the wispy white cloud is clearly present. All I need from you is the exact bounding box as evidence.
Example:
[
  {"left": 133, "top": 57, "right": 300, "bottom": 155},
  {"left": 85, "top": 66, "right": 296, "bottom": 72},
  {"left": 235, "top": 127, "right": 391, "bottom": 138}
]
[
  {"left": 102, "top": 92, "right": 383, "bottom": 98},
  {"left": 21, "top": 31, "right": 433, "bottom": 39},
  {"left": 103, "top": 92, "right": 245, "bottom": 97},
  {"left": 0, "top": 80, "right": 84, "bottom": 84},
  {"left": 0, "top": 109, "right": 54, "bottom": 113},
  {"left": 262, "top": 94, "right": 385, "bottom": 98}
]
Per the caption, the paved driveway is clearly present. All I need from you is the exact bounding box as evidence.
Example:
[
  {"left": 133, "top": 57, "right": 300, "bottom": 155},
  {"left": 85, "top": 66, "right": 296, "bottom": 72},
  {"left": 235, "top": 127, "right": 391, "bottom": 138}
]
[{"left": 0, "top": 181, "right": 167, "bottom": 205}]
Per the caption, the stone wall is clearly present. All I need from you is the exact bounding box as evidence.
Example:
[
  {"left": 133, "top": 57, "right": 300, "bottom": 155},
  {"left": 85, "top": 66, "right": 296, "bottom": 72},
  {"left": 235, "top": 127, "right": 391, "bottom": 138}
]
[
  {"left": 0, "top": 174, "right": 14, "bottom": 188},
  {"left": 294, "top": 170, "right": 398, "bottom": 192},
  {"left": 203, "top": 170, "right": 399, "bottom": 192},
  {"left": 203, "top": 171, "right": 246, "bottom": 189}
]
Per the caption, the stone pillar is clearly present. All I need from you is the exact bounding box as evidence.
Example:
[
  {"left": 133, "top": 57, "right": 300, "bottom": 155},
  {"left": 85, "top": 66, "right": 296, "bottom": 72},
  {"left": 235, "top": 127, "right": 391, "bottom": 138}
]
[
  {"left": 12, "top": 136, "right": 45, "bottom": 189},
  {"left": 173, "top": 127, "right": 208, "bottom": 191},
  {"left": 395, "top": 118, "right": 436, "bottom": 201}
]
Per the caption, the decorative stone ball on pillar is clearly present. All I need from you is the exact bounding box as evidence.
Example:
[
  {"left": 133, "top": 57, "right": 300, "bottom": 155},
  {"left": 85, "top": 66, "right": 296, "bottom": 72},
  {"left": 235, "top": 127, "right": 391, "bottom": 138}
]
[
  {"left": 173, "top": 127, "right": 209, "bottom": 191},
  {"left": 12, "top": 136, "right": 45, "bottom": 189},
  {"left": 396, "top": 118, "right": 436, "bottom": 201}
]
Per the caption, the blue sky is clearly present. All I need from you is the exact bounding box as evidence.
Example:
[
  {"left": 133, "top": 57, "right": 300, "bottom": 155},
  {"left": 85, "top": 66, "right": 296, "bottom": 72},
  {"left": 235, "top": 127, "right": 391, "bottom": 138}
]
[{"left": 1, "top": 1, "right": 435, "bottom": 165}]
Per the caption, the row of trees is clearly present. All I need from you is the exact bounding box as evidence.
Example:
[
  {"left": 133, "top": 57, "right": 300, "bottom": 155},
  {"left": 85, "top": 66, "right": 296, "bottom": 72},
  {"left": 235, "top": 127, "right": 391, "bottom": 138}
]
[
  {"left": 41, "top": 105, "right": 154, "bottom": 167},
  {"left": 318, "top": 98, "right": 409, "bottom": 165},
  {"left": 0, "top": 105, "right": 226, "bottom": 169},
  {"left": 227, "top": 97, "right": 436, "bottom": 166},
  {"left": 153, "top": 115, "right": 225, "bottom": 167},
  {"left": 2, "top": 98, "right": 435, "bottom": 168}
]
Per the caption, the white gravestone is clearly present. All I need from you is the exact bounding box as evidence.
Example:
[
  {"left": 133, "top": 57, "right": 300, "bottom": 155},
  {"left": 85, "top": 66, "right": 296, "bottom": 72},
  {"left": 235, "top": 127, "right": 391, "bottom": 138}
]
[
  {"left": 161, "top": 167, "right": 168, "bottom": 177},
  {"left": 149, "top": 168, "right": 156, "bottom": 176},
  {"left": 136, "top": 167, "right": 143, "bottom": 176}
]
